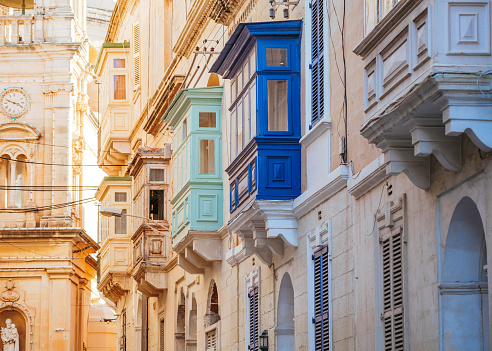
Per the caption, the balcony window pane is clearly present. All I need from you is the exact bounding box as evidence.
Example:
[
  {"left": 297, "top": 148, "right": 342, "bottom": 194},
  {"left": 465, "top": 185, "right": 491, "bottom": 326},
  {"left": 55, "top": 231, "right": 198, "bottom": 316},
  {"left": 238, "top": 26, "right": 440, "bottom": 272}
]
[
  {"left": 199, "top": 112, "right": 216, "bottom": 128},
  {"left": 244, "top": 94, "right": 251, "bottom": 145},
  {"left": 114, "top": 75, "right": 126, "bottom": 100},
  {"left": 237, "top": 101, "right": 243, "bottom": 152},
  {"left": 114, "top": 58, "right": 125, "bottom": 68},
  {"left": 366, "top": 0, "right": 378, "bottom": 33},
  {"left": 115, "top": 192, "right": 127, "bottom": 202},
  {"left": 149, "top": 168, "right": 164, "bottom": 182},
  {"left": 200, "top": 140, "right": 215, "bottom": 174},
  {"left": 267, "top": 80, "right": 288, "bottom": 131},
  {"left": 238, "top": 175, "right": 248, "bottom": 195},
  {"left": 266, "top": 48, "right": 287, "bottom": 67},
  {"left": 150, "top": 190, "right": 164, "bottom": 221},
  {"left": 382, "top": 0, "right": 397, "bottom": 18},
  {"left": 250, "top": 81, "right": 257, "bottom": 138},
  {"left": 231, "top": 78, "right": 236, "bottom": 101},
  {"left": 231, "top": 109, "right": 237, "bottom": 160},
  {"left": 182, "top": 118, "right": 188, "bottom": 142},
  {"left": 115, "top": 209, "right": 127, "bottom": 234}
]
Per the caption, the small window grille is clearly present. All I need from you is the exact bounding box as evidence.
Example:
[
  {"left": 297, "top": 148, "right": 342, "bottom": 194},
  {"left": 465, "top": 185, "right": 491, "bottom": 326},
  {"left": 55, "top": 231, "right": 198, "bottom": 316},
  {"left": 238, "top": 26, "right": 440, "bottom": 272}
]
[{"left": 115, "top": 192, "right": 127, "bottom": 203}]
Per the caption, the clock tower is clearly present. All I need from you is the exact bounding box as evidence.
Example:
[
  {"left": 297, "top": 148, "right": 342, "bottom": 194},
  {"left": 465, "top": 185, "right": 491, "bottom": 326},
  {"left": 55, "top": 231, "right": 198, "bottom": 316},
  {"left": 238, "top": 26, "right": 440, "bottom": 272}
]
[{"left": 0, "top": 0, "right": 99, "bottom": 349}]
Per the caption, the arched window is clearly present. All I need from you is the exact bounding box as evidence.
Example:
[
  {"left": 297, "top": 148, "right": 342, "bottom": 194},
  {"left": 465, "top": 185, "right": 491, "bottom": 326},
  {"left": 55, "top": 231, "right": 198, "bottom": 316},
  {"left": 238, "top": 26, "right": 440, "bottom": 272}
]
[
  {"left": 205, "top": 280, "right": 220, "bottom": 327},
  {"left": 187, "top": 297, "right": 197, "bottom": 350},
  {"left": 0, "top": 150, "right": 28, "bottom": 208},
  {"left": 276, "top": 273, "right": 295, "bottom": 351},
  {"left": 441, "top": 197, "right": 489, "bottom": 350}
]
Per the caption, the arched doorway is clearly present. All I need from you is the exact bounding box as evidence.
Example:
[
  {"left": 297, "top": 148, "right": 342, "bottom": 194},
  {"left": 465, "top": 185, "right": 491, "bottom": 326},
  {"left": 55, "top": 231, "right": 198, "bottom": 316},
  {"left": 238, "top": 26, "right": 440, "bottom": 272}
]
[
  {"left": 276, "top": 273, "right": 295, "bottom": 351},
  {"left": 441, "top": 197, "right": 489, "bottom": 350},
  {"left": 205, "top": 280, "right": 220, "bottom": 328}
]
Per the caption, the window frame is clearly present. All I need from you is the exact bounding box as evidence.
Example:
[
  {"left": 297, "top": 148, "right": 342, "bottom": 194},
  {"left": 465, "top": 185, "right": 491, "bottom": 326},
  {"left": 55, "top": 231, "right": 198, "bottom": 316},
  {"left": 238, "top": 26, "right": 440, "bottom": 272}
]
[
  {"left": 257, "top": 41, "right": 293, "bottom": 72},
  {"left": 259, "top": 75, "right": 293, "bottom": 136}
]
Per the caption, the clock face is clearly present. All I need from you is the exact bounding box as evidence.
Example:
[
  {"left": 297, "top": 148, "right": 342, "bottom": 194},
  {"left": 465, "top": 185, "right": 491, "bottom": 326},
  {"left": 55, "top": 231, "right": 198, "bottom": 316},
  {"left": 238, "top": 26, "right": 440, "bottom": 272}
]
[{"left": 0, "top": 88, "right": 30, "bottom": 119}]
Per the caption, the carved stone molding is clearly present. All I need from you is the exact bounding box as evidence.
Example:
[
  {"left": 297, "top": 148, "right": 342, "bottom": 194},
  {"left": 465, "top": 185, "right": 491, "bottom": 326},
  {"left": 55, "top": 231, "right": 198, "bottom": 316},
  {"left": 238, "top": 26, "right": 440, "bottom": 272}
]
[
  {"left": 42, "top": 84, "right": 73, "bottom": 94},
  {"left": 0, "top": 280, "right": 19, "bottom": 302}
]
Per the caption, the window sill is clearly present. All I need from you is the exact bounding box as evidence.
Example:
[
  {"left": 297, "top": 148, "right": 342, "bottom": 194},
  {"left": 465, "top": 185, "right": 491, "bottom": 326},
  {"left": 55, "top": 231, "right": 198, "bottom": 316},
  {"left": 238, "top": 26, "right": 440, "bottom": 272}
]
[{"left": 300, "top": 117, "right": 331, "bottom": 148}]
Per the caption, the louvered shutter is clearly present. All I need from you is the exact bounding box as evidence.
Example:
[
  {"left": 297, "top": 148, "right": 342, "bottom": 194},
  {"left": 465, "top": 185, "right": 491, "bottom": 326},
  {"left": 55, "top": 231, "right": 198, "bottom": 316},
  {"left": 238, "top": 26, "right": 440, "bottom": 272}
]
[
  {"left": 313, "top": 245, "right": 329, "bottom": 350},
  {"left": 311, "top": 0, "right": 324, "bottom": 124},
  {"left": 159, "top": 319, "right": 164, "bottom": 351},
  {"left": 381, "top": 227, "right": 404, "bottom": 351},
  {"left": 132, "top": 23, "right": 141, "bottom": 89},
  {"left": 206, "top": 329, "right": 217, "bottom": 351},
  {"left": 248, "top": 286, "right": 259, "bottom": 351}
]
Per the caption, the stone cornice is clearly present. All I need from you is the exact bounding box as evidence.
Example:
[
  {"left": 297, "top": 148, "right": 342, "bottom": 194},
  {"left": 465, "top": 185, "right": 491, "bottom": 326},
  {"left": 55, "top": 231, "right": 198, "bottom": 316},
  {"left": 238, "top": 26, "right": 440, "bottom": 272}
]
[
  {"left": 348, "top": 155, "right": 387, "bottom": 198},
  {"left": 172, "top": 0, "right": 215, "bottom": 58}
]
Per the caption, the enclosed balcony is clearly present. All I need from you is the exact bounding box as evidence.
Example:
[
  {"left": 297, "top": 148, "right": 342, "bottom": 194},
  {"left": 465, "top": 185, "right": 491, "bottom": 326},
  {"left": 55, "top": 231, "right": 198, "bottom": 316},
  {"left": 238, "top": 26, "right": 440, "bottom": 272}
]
[
  {"left": 210, "top": 20, "right": 302, "bottom": 265},
  {"left": 354, "top": 0, "right": 492, "bottom": 189},
  {"left": 95, "top": 176, "right": 132, "bottom": 304},
  {"left": 162, "top": 87, "right": 223, "bottom": 274},
  {"left": 127, "top": 148, "right": 172, "bottom": 294},
  {"left": 95, "top": 43, "right": 132, "bottom": 175}
]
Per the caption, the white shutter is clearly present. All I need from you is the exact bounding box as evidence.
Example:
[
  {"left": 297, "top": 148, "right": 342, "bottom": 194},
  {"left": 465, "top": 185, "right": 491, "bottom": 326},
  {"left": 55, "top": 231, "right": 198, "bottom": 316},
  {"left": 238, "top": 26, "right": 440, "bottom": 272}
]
[
  {"left": 132, "top": 23, "right": 141, "bottom": 89},
  {"left": 206, "top": 329, "right": 217, "bottom": 351},
  {"left": 381, "top": 226, "right": 404, "bottom": 350},
  {"left": 313, "top": 245, "right": 329, "bottom": 350},
  {"left": 248, "top": 286, "right": 259, "bottom": 351}
]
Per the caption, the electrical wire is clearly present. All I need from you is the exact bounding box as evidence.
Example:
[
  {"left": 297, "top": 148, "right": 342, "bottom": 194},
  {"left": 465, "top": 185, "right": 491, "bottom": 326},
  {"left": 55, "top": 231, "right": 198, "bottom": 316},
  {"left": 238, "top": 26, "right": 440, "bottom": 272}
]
[
  {"left": 0, "top": 155, "right": 127, "bottom": 167},
  {"left": 0, "top": 197, "right": 96, "bottom": 213}
]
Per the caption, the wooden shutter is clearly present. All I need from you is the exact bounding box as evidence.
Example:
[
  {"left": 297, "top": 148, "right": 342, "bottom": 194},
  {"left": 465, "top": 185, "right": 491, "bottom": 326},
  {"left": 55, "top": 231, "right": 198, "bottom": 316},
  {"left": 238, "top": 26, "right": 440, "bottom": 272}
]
[
  {"left": 159, "top": 319, "right": 164, "bottom": 351},
  {"left": 206, "top": 329, "right": 217, "bottom": 351},
  {"left": 311, "top": 0, "right": 324, "bottom": 124},
  {"left": 381, "top": 227, "right": 404, "bottom": 351},
  {"left": 313, "top": 245, "right": 329, "bottom": 350},
  {"left": 248, "top": 286, "right": 259, "bottom": 351},
  {"left": 132, "top": 23, "right": 141, "bottom": 89}
]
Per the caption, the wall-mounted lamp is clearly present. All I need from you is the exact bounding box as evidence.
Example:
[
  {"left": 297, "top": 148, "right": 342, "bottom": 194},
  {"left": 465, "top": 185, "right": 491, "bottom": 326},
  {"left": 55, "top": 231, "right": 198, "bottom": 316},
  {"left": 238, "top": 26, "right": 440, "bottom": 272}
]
[
  {"left": 259, "top": 330, "right": 269, "bottom": 350},
  {"left": 269, "top": 0, "right": 299, "bottom": 20}
]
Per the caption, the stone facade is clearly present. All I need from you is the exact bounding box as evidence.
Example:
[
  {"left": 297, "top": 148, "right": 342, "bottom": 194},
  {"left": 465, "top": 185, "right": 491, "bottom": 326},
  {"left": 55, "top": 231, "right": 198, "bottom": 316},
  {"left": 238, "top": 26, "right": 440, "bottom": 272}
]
[{"left": 95, "top": 0, "right": 492, "bottom": 351}]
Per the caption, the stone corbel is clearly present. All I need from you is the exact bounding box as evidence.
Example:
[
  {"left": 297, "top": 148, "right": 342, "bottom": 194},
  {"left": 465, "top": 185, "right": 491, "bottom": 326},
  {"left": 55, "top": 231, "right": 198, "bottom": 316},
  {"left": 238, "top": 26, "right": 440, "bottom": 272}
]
[
  {"left": 440, "top": 95, "right": 492, "bottom": 152},
  {"left": 257, "top": 201, "right": 298, "bottom": 247},
  {"left": 410, "top": 124, "right": 461, "bottom": 172},
  {"left": 379, "top": 139, "right": 430, "bottom": 190}
]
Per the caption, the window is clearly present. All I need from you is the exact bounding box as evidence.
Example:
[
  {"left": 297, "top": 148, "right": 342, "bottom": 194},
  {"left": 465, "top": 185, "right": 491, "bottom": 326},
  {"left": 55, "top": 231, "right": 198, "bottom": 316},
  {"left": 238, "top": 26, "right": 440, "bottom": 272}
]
[
  {"left": 381, "top": 226, "right": 404, "bottom": 350},
  {"left": 199, "top": 112, "right": 216, "bottom": 128},
  {"left": 366, "top": 0, "right": 399, "bottom": 33},
  {"left": 182, "top": 118, "right": 188, "bottom": 141},
  {"left": 114, "top": 75, "right": 126, "bottom": 100},
  {"left": 267, "top": 80, "right": 288, "bottom": 131},
  {"left": 132, "top": 23, "right": 141, "bottom": 88},
  {"left": 149, "top": 168, "right": 165, "bottom": 182},
  {"left": 149, "top": 190, "right": 164, "bottom": 221},
  {"left": 115, "top": 209, "right": 127, "bottom": 234},
  {"left": 266, "top": 48, "right": 287, "bottom": 67},
  {"left": 311, "top": 0, "right": 325, "bottom": 124},
  {"left": 206, "top": 329, "right": 217, "bottom": 351},
  {"left": 200, "top": 140, "right": 215, "bottom": 174},
  {"left": 248, "top": 286, "right": 259, "bottom": 351},
  {"left": 159, "top": 318, "right": 164, "bottom": 351},
  {"left": 313, "top": 246, "right": 330, "bottom": 350},
  {"left": 121, "top": 310, "right": 126, "bottom": 351},
  {"left": 115, "top": 192, "right": 127, "bottom": 203},
  {"left": 114, "top": 58, "right": 125, "bottom": 68}
]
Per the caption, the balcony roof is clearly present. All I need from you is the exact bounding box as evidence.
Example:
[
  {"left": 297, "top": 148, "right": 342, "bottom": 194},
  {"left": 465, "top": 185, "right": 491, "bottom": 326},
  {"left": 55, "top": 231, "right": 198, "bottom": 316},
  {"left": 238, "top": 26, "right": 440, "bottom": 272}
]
[
  {"left": 161, "top": 86, "right": 223, "bottom": 128},
  {"left": 210, "top": 19, "right": 303, "bottom": 79},
  {"left": 94, "top": 42, "right": 130, "bottom": 74}
]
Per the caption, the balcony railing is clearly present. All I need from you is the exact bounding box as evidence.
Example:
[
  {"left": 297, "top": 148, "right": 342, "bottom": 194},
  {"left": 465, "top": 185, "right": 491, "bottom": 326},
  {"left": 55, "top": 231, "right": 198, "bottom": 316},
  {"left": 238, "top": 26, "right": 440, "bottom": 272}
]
[{"left": 0, "top": 15, "right": 44, "bottom": 44}]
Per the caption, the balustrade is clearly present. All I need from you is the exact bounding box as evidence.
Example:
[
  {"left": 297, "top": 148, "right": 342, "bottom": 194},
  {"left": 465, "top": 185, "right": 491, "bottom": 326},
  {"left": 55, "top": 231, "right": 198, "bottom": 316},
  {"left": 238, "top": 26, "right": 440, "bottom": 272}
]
[{"left": 0, "top": 15, "right": 44, "bottom": 44}]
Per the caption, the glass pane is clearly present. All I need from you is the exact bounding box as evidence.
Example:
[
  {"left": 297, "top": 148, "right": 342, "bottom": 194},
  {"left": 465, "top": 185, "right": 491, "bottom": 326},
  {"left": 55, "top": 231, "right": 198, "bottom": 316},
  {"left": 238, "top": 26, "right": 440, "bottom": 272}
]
[
  {"left": 366, "top": 0, "right": 378, "bottom": 33},
  {"left": 115, "top": 192, "right": 127, "bottom": 202},
  {"left": 149, "top": 168, "right": 164, "bottom": 182},
  {"left": 238, "top": 176, "right": 248, "bottom": 195},
  {"left": 382, "top": 0, "right": 397, "bottom": 18},
  {"left": 231, "top": 109, "right": 237, "bottom": 160},
  {"left": 237, "top": 101, "right": 243, "bottom": 152},
  {"left": 250, "top": 81, "right": 257, "bottom": 138},
  {"left": 200, "top": 140, "right": 215, "bottom": 174},
  {"left": 244, "top": 94, "right": 250, "bottom": 145},
  {"left": 266, "top": 48, "right": 288, "bottom": 67},
  {"left": 237, "top": 68, "right": 243, "bottom": 93},
  {"left": 267, "top": 80, "right": 288, "bottom": 131},
  {"left": 114, "top": 75, "right": 126, "bottom": 100},
  {"left": 199, "top": 112, "right": 216, "bottom": 128},
  {"left": 150, "top": 190, "right": 164, "bottom": 221},
  {"left": 115, "top": 209, "right": 127, "bottom": 234},
  {"left": 114, "top": 58, "right": 125, "bottom": 68},
  {"left": 182, "top": 118, "right": 187, "bottom": 142},
  {"left": 231, "top": 78, "right": 236, "bottom": 101}
]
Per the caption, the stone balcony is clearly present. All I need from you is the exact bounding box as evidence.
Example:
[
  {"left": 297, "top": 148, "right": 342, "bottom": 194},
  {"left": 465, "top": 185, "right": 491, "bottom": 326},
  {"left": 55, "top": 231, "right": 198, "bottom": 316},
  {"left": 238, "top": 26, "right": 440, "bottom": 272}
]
[
  {"left": 354, "top": 0, "right": 492, "bottom": 189},
  {"left": 131, "top": 224, "right": 171, "bottom": 296}
]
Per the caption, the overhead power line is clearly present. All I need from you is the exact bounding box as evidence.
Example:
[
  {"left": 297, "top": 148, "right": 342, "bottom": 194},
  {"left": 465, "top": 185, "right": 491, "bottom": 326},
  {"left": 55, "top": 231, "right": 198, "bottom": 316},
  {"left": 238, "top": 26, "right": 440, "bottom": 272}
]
[{"left": 0, "top": 156, "right": 127, "bottom": 167}]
